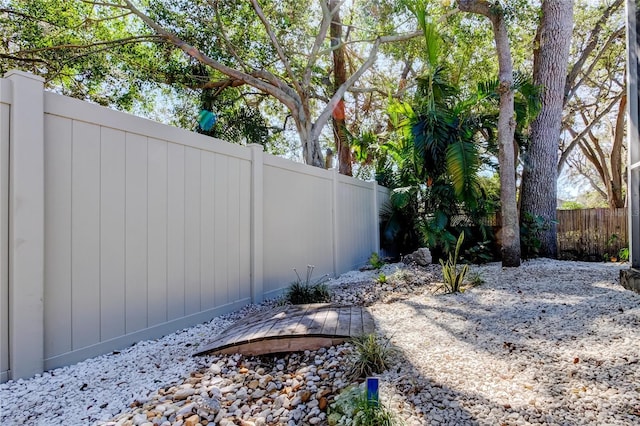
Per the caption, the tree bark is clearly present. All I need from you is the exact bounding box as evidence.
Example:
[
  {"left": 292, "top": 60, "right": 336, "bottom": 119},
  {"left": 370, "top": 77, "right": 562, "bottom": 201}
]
[
  {"left": 329, "top": 0, "right": 352, "bottom": 175},
  {"left": 458, "top": 0, "right": 520, "bottom": 267},
  {"left": 520, "top": 0, "right": 574, "bottom": 259},
  {"left": 296, "top": 117, "right": 324, "bottom": 167},
  {"left": 610, "top": 94, "right": 626, "bottom": 207}
]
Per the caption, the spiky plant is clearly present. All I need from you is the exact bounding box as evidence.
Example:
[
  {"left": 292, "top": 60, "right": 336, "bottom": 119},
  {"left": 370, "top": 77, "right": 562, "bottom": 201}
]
[
  {"left": 349, "top": 334, "right": 394, "bottom": 380},
  {"left": 286, "top": 265, "right": 330, "bottom": 304},
  {"left": 438, "top": 232, "right": 469, "bottom": 294}
]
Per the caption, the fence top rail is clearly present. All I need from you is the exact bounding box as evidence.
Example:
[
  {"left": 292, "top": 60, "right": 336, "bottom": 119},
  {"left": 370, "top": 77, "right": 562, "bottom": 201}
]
[
  {"left": 42, "top": 90, "right": 252, "bottom": 162},
  {"left": 336, "top": 172, "right": 377, "bottom": 189},
  {"left": 263, "top": 153, "right": 334, "bottom": 181}
]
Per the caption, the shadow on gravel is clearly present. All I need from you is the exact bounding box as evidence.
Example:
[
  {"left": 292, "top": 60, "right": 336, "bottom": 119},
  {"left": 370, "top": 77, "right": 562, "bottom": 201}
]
[
  {"left": 378, "top": 338, "right": 542, "bottom": 426},
  {"left": 370, "top": 264, "right": 640, "bottom": 425}
]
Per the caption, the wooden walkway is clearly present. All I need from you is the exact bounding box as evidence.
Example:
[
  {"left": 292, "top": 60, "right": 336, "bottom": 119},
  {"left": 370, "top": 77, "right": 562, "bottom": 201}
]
[{"left": 194, "top": 304, "right": 375, "bottom": 357}]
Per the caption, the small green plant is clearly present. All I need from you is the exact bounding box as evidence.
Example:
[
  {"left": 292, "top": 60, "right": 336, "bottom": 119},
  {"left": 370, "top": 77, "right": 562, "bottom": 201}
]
[
  {"left": 463, "top": 240, "right": 494, "bottom": 264},
  {"left": 466, "top": 272, "right": 484, "bottom": 287},
  {"left": 520, "top": 212, "right": 555, "bottom": 259},
  {"left": 349, "top": 334, "right": 393, "bottom": 380},
  {"left": 607, "top": 233, "right": 620, "bottom": 246},
  {"left": 376, "top": 273, "right": 387, "bottom": 284},
  {"left": 368, "top": 252, "right": 385, "bottom": 269},
  {"left": 390, "top": 269, "right": 410, "bottom": 284},
  {"left": 438, "top": 232, "right": 469, "bottom": 294},
  {"left": 619, "top": 247, "right": 630, "bottom": 261},
  {"left": 352, "top": 391, "right": 396, "bottom": 426},
  {"left": 286, "top": 265, "right": 330, "bottom": 304},
  {"left": 329, "top": 386, "right": 397, "bottom": 426}
]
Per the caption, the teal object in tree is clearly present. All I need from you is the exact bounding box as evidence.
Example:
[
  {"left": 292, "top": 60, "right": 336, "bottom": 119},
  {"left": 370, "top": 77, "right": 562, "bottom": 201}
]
[{"left": 198, "top": 109, "right": 217, "bottom": 131}]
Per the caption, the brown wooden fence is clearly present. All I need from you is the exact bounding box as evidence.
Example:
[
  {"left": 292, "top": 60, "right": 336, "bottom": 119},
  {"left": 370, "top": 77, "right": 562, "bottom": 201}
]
[{"left": 556, "top": 208, "right": 627, "bottom": 261}]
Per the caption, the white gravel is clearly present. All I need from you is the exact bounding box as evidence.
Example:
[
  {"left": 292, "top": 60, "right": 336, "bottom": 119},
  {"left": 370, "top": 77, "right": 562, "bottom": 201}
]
[
  {"left": 0, "top": 303, "right": 277, "bottom": 425},
  {"left": 371, "top": 258, "right": 640, "bottom": 425},
  {"left": 1, "top": 258, "right": 639, "bottom": 425}
]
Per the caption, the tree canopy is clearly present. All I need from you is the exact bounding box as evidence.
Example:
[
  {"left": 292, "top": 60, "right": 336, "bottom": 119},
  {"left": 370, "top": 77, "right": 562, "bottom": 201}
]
[{"left": 0, "top": 0, "right": 628, "bottom": 262}]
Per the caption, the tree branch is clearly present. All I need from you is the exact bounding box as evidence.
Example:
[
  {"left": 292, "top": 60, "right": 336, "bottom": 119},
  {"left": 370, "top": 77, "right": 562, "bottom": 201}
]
[
  {"left": 572, "top": 148, "right": 608, "bottom": 200},
  {"left": 0, "top": 7, "right": 59, "bottom": 25},
  {"left": 303, "top": 0, "right": 333, "bottom": 88},
  {"left": 564, "top": 0, "right": 624, "bottom": 103},
  {"left": 81, "top": 0, "right": 130, "bottom": 9},
  {"left": 79, "top": 11, "right": 133, "bottom": 26},
  {"left": 0, "top": 54, "right": 50, "bottom": 64},
  {"left": 566, "top": 26, "right": 625, "bottom": 104},
  {"left": 558, "top": 93, "right": 622, "bottom": 173},
  {"left": 311, "top": 30, "right": 422, "bottom": 141},
  {"left": 249, "top": 0, "right": 304, "bottom": 97},
  {"left": 121, "top": 0, "right": 300, "bottom": 113},
  {"left": 196, "top": 78, "right": 246, "bottom": 89},
  {"left": 6, "top": 35, "right": 161, "bottom": 55},
  {"left": 209, "top": 0, "right": 250, "bottom": 72}
]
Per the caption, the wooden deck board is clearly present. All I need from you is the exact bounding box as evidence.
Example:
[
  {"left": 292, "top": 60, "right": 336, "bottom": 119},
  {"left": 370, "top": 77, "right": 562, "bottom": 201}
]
[
  {"left": 194, "top": 304, "right": 375, "bottom": 357},
  {"left": 321, "top": 309, "right": 339, "bottom": 335},
  {"left": 335, "top": 306, "right": 352, "bottom": 336}
]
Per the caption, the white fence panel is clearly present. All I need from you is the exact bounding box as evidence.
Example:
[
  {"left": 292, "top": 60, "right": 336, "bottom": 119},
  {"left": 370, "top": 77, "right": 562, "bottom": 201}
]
[
  {"left": 100, "top": 127, "right": 126, "bottom": 340},
  {"left": 0, "top": 79, "right": 10, "bottom": 382},
  {"left": 336, "top": 175, "right": 378, "bottom": 273},
  {"left": 262, "top": 156, "right": 334, "bottom": 298},
  {"left": 0, "top": 71, "right": 385, "bottom": 380},
  {"left": 41, "top": 92, "right": 253, "bottom": 370},
  {"left": 377, "top": 185, "right": 390, "bottom": 212}
]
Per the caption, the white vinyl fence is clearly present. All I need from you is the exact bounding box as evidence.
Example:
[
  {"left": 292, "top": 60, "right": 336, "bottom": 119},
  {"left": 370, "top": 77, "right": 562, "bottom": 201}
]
[{"left": 0, "top": 71, "right": 389, "bottom": 382}]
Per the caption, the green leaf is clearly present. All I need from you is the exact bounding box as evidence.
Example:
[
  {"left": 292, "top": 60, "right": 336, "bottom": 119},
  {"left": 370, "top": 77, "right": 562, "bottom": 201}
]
[
  {"left": 390, "top": 186, "right": 413, "bottom": 209},
  {"left": 434, "top": 210, "right": 448, "bottom": 230},
  {"left": 446, "top": 139, "right": 480, "bottom": 202}
]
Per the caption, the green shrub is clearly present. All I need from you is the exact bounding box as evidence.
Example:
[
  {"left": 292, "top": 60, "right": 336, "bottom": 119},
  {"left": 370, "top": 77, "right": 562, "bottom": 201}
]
[
  {"left": 368, "top": 252, "right": 385, "bottom": 269},
  {"left": 376, "top": 273, "right": 387, "bottom": 284},
  {"left": 329, "top": 386, "right": 397, "bottom": 426},
  {"left": 462, "top": 240, "right": 494, "bottom": 264},
  {"left": 349, "top": 334, "right": 393, "bottom": 380},
  {"left": 438, "top": 232, "right": 469, "bottom": 294},
  {"left": 619, "top": 247, "right": 630, "bottom": 261},
  {"left": 286, "top": 265, "right": 330, "bottom": 304}
]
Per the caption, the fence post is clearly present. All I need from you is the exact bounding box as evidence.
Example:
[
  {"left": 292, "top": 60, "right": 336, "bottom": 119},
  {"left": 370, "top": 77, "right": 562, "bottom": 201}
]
[
  {"left": 249, "top": 144, "right": 264, "bottom": 303},
  {"left": 332, "top": 168, "right": 339, "bottom": 277},
  {"left": 6, "top": 70, "right": 45, "bottom": 379},
  {"left": 372, "top": 181, "right": 380, "bottom": 254}
]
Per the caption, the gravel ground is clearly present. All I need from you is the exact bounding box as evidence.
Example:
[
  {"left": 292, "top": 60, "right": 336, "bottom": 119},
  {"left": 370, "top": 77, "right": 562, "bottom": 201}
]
[
  {"left": 1, "top": 258, "right": 638, "bottom": 425},
  {"left": 369, "top": 259, "right": 640, "bottom": 425}
]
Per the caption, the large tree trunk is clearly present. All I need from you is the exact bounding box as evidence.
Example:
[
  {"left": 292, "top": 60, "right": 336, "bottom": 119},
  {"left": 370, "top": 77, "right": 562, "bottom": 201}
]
[
  {"left": 297, "top": 116, "right": 324, "bottom": 167},
  {"left": 329, "top": 0, "right": 352, "bottom": 175},
  {"left": 520, "top": 0, "right": 574, "bottom": 258},
  {"left": 459, "top": 0, "right": 521, "bottom": 267},
  {"left": 610, "top": 94, "right": 626, "bottom": 207}
]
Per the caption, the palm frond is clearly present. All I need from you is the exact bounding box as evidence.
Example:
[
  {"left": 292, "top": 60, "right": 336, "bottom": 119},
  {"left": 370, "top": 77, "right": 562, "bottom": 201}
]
[{"left": 446, "top": 139, "right": 480, "bottom": 204}]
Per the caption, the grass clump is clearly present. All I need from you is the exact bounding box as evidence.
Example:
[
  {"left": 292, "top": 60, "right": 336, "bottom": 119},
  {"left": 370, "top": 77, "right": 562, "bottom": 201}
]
[
  {"left": 349, "top": 334, "right": 393, "bottom": 380},
  {"left": 286, "top": 265, "right": 330, "bottom": 304},
  {"left": 329, "top": 386, "right": 397, "bottom": 426},
  {"left": 466, "top": 271, "right": 484, "bottom": 287},
  {"left": 376, "top": 273, "right": 387, "bottom": 284},
  {"left": 438, "top": 232, "right": 469, "bottom": 294}
]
